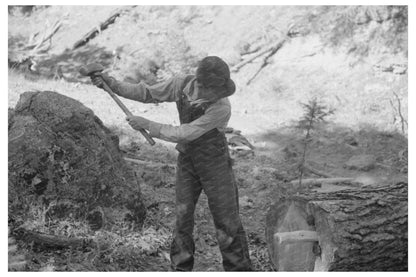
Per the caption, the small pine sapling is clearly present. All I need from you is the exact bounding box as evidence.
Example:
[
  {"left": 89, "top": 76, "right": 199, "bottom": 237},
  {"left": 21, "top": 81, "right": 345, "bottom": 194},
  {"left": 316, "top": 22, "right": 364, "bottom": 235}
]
[{"left": 296, "top": 98, "right": 334, "bottom": 189}]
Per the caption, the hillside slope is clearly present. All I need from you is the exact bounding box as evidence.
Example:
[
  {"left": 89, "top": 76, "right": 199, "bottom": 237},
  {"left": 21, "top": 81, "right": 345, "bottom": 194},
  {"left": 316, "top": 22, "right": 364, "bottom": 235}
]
[{"left": 8, "top": 5, "right": 408, "bottom": 136}]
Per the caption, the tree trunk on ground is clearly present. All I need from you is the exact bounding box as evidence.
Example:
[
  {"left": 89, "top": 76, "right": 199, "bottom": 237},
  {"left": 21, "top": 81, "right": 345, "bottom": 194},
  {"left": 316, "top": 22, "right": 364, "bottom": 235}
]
[
  {"left": 72, "top": 6, "right": 135, "bottom": 50},
  {"left": 13, "top": 227, "right": 96, "bottom": 250},
  {"left": 265, "top": 182, "right": 408, "bottom": 271}
]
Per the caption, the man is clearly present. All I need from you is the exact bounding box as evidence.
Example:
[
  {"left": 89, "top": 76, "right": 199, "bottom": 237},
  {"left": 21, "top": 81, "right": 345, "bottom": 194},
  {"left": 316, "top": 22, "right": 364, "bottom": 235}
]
[{"left": 91, "top": 56, "right": 252, "bottom": 271}]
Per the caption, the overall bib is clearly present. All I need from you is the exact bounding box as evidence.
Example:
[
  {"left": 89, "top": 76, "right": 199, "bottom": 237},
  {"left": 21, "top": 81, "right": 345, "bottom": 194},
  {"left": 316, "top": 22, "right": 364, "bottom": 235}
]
[{"left": 170, "top": 76, "right": 252, "bottom": 271}]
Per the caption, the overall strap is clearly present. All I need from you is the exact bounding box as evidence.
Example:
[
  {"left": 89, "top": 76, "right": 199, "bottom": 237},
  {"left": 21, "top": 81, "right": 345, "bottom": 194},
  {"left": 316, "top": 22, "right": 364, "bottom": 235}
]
[{"left": 176, "top": 75, "right": 195, "bottom": 124}]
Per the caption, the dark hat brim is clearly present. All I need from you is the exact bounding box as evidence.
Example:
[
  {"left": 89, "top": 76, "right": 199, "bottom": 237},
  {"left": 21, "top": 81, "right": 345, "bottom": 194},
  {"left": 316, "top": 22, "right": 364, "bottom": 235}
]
[{"left": 223, "top": 78, "right": 236, "bottom": 97}]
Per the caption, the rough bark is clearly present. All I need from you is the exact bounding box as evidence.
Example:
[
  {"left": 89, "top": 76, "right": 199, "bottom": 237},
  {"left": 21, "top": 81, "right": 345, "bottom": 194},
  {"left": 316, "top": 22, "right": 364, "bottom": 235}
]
[
  {"left": 8, "top": 91, "right": 146, "bottom": 229},
  {"left": 266, "top": 182, "right": 408, "bottom": 271}
]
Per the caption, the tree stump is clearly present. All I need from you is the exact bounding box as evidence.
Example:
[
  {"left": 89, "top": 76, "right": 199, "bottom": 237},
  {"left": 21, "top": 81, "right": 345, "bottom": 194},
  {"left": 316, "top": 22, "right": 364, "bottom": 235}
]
[
  {"left": 265, "top": 182, "right": 408, "bottom": 271},
  {"left": 9, "top": 91, "right": 146, "bottom": 229}
]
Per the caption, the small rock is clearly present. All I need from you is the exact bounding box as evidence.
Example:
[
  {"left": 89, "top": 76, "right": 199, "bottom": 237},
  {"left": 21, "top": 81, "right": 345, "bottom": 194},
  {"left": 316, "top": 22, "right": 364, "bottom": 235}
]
[
  {"left": 239, "top": 196, "right": 253, "bottom": 208},
  {"left": 87, "top": 208, "right": 104, "bottom": 231},
  {"left": 344, "top": 154, "right": 376, "bottom": 171},
  {"left": 344, "top": 135, "right": 359, "bottom": 147},
  {"left": 392, "top": 64, "right": 407, "bottom": 75}
]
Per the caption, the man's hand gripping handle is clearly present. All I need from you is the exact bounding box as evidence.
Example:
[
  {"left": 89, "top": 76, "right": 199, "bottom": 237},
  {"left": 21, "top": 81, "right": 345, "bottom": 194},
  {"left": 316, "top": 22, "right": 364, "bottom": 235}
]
[{"left": 79, "top": 63, "right": 156, "bottom": 146}]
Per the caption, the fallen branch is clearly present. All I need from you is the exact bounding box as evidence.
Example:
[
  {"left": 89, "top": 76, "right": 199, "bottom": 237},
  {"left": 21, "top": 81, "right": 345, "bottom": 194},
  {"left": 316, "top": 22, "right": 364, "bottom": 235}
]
[
  {"left": 240, "top": 45, "right": 261, "bottom": 56},
  {"left": 252, "top": 166, "right": 279, "bottom": 173},
  {"left": 231, "top": 38, "right": 286, "bottom": 73},
  {"left": 302, "top": 163, "right": 333, "bottom": 178},
  {"left": 246, "top": 39, "right": 286, "bottom": 85},
  {"left": 13, "top": 227, "right": 95, "bottom": 250},
  {"left": 8, "top": 20, "right": 61, "bottom": 66},
  {"left": 73, "top": 6, "right": 135, "bottom": 50},
  {"left": 398, "top": 148, "right": 407, "bottom": 162},
  {"left": 123, "top": 157, "right": 176, "bottom": 169},
  {"left": 9, "top": 131, "right": 25, "bottom": 142},
  {"left": 392, "top": 91, "right": 408, "bottom": 134},
  {"left": 290, "top": 177, "right": 359, "bottom": 186},
  {"left": 24, "top": 19, "right": 62, "bottom": 55},
  {"left": 376, "top": 162, "right": 392, "bottom": 170}
]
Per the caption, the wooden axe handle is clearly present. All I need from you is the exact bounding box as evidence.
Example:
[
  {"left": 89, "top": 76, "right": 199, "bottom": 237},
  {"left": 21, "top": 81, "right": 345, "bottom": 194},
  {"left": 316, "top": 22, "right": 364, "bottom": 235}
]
[{"left": 101, "top": 82, "right": 156, "bottom": 146}]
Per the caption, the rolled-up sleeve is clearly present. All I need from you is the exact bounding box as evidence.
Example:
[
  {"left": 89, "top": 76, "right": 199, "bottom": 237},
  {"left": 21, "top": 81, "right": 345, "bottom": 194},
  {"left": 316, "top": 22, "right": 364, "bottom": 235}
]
[
  {"left": 148, "top": 98, "right": 231, "bottom": 143},
  {"left": 110, "top": 77, "right": 183, "bottom": 103}
]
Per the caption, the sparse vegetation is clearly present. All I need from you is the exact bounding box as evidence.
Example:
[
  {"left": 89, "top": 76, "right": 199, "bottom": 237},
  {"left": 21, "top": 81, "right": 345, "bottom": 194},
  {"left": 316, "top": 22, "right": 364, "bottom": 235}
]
[
  {"left": 295, "top": 98, "right": 334, "bottom": 188},
  {"left": 8, "top": 5, "right": 407, "bottom": 272},
  {"left": 308, "top": 6, "right": 408, "bottom": 56}
]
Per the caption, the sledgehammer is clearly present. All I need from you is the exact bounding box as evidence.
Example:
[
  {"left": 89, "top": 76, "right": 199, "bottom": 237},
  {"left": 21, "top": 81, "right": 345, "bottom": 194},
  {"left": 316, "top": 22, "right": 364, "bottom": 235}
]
[{"left": 79, "top": 63, "right": 156, "bottom": 146}]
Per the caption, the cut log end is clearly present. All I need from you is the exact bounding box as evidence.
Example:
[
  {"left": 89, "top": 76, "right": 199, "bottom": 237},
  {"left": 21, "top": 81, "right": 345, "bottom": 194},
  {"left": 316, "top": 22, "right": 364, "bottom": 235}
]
[
  {"left": 266, "top": 201, "right": 318, "bottom": 271},
  {"left": 266, "top": 183, "right": 408, "bottom": 271}
]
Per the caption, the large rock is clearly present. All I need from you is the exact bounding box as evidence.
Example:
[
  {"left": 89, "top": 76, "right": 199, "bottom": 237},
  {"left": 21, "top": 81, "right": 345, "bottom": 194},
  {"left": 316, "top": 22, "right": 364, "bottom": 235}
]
[{"left": 8, "top": 91, "right": 146, "bottom": 229}]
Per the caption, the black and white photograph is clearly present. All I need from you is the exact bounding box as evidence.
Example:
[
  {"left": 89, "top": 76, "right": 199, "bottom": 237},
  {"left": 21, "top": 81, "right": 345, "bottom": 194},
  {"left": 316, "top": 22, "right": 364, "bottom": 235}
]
[{"left": 7, "top": 3, "right": 410, "bottom": 272}]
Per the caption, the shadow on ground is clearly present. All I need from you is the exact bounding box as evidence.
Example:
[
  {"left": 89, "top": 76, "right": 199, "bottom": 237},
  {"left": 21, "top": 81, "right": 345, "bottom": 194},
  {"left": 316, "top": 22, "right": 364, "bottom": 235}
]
[{"left": 250, "top": 123, "right": 407, "bottom": 185}]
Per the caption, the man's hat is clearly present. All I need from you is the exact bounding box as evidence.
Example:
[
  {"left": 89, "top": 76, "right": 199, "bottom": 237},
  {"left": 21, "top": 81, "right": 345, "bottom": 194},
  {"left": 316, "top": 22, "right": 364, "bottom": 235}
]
[{"left": 196, "top": 56, "right": 236, "bottom": 97}]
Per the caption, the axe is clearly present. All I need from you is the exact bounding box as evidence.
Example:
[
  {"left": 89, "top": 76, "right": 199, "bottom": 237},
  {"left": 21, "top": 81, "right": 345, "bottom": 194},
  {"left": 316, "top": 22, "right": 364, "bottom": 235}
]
[{"left": 79, "top": 63, "right": 155, "bottom": 146}]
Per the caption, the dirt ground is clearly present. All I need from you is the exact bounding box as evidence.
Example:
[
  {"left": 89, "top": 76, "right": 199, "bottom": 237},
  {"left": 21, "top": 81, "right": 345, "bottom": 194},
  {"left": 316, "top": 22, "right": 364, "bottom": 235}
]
[
  {"left": 8, "top": 5, "right": 408, "bottom": 272},
  {"left": 8, "top": 71, "right": 407, "bottom": 271}
]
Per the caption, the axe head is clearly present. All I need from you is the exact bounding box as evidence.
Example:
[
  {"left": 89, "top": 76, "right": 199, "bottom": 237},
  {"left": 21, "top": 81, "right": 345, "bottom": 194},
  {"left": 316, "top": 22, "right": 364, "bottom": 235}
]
[{"left": 79, "top": 63, "right": 105, "bottom": 76}]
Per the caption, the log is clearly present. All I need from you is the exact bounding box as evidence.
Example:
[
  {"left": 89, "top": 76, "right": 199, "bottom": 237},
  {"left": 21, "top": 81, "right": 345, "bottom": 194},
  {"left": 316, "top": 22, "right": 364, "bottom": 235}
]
[
  {"left": 72, "top": 6, "right": 135, "bottom": 50},
  {"left": 123, "top": 157, "right": 176, "bottom": 169},
  {"left": 302, "top": 163, "right": 333, "bottom": 178},
  {"left": 28, "top": 20, "right": 62, "bottom": 54},
  {"left": 290, "top": 177, "right": 357, "bottom": 186},
  {"left": 246, "top": 39, "right": 286, "bottom": 85},
  {"left": 231, "top": 38, "right": 286, "bottom": 73},
  {"left": 13, "top": 227, "right": 96, "bottom": 250},
  {"left": 265, "top": 182, "right": 408, "bottom": 271}
]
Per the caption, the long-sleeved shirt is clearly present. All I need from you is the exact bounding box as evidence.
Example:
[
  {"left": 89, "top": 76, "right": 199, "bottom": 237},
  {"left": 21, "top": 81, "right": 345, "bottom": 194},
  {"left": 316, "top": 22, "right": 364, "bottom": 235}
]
[{"left": 110, "top": 76, "right": 231, "bottom": 144}]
